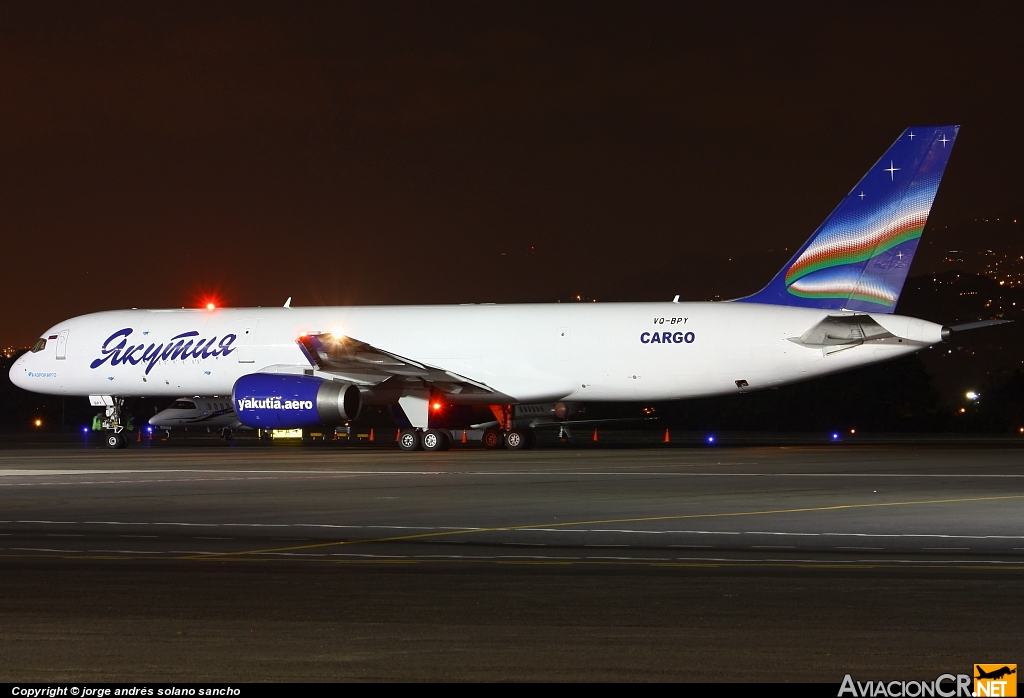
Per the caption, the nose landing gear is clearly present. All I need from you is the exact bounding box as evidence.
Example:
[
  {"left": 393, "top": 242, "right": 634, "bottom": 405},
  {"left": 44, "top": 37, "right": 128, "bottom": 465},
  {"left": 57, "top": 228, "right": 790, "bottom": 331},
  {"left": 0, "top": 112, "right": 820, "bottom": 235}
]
[
  {"left": 105, "top": 432, "right": 128, "bottom": 449},
  {"left": 99, "top": 398, "right": 130, "bottom": 449}
]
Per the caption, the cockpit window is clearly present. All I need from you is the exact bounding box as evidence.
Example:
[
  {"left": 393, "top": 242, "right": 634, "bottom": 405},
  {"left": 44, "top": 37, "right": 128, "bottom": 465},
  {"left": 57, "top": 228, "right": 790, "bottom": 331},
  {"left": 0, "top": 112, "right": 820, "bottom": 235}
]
[
  {"left": 171, "top": 401, "right": 197, "bottom": 410},
  {"left": 30, "top": 338, "right": 47, "bottom": 353}
]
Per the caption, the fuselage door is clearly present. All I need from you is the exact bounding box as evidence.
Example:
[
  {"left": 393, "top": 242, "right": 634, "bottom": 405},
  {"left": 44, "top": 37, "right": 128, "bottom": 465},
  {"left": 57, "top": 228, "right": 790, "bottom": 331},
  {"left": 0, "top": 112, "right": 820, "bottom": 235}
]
[
  {"left": 237, "top": 321, "right": 260, "bottom": 363},
  {"left": 55, "top": 330, "right": 69, "bottom": 360}
]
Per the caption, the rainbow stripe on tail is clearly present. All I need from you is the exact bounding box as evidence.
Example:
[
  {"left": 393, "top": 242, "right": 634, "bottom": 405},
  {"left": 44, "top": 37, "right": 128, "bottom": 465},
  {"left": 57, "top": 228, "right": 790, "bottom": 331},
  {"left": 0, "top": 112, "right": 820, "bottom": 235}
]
[{"left": 737, "top": 126, "right": 958, "bottom": 313}]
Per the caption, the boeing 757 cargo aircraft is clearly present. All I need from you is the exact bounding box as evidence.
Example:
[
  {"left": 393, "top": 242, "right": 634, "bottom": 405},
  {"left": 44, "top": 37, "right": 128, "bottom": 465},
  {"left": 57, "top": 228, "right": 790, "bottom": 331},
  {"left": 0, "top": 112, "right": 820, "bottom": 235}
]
[{"left": 11, "top": 126, "right": 1001, "bottom": 450}]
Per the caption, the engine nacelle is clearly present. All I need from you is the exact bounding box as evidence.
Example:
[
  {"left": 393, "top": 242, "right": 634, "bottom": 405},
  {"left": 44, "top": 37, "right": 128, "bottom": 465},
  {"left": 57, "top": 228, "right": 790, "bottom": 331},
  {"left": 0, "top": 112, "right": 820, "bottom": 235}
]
[{"left": 232, "top": 374, "right": 361, "bottom": 429}]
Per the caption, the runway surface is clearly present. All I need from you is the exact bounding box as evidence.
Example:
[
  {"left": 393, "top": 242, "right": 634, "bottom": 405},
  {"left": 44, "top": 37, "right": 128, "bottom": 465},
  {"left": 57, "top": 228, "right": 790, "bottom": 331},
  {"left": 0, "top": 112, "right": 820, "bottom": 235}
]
[{"left": 1, "top": 442, "right": 1021, "bottom": 680}]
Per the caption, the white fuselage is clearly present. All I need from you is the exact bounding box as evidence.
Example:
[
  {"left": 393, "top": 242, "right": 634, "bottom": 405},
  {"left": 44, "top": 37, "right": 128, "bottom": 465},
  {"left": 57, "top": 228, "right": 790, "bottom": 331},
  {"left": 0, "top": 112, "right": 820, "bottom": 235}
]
[{"left": 10, "top": 302, "right": 942, "bottom": 404}]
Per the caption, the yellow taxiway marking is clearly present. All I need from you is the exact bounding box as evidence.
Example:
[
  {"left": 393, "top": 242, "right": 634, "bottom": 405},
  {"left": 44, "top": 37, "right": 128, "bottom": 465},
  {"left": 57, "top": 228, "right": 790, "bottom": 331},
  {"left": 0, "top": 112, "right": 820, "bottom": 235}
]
[{"left": 188, "top": 493, "right": 1024, "bottom": 560}]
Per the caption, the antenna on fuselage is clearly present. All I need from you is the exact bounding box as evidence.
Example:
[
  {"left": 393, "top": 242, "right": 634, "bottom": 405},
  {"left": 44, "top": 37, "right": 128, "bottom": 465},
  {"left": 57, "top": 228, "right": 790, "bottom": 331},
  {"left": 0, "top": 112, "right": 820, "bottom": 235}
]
[{"left": 283, "top": 297, "right": 292, "bottom": 308}]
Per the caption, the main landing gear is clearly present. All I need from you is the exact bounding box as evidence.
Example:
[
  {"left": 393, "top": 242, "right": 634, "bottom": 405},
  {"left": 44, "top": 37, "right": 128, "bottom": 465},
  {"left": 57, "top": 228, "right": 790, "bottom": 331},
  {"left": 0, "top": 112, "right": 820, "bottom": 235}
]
[
  {"left": 482, "top": 427, "right": 536, "bottom": 450},
  {"left": 394, "top": 400, "right": 534, "bottom": 451},
  {"left": 399, "top": 426, "right": 535, "bottom": 451},
  {"left": 397, "top": 428, "right": 453, "bottom": 452}
]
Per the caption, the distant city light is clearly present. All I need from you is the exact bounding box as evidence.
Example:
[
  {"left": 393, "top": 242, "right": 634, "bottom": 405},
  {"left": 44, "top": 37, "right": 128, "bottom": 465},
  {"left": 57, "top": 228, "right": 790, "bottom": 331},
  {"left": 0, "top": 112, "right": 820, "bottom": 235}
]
[
  {"left": 82, "top": 427, "right": 89, "bottom": 433},
  {"left": 831, "top": 433, "right": 840, "bottom": 440},
  {"left": 966, "top": 391, "right": 979, "bottom": 401},
  {"left": 33, "top": 419, "right": 42, "bottom": 427},
  {"left": 959, "top": 408, "right": 966, "bottom": 414},
  {"left": 849, "top": 428, "right": 856, "bottom": 434},
  {"left": 706, "top": 435, "right": 715, "bottom": 443}
]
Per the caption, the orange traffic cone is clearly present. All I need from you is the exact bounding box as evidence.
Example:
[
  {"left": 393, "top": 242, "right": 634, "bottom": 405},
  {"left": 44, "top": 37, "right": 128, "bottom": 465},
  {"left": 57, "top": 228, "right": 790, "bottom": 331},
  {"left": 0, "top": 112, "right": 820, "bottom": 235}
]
[
  {"left": 369, "top": 428, "right": 375, "bottom": 442},
  {"left": 461, "top": 429, "right": 468, "bottom": 444},
  {"left": 663, "top": 428, "right": 671, "bottom": 443},
  {"left": 395, "top": 428, "right": 401, "bottom": 442},
  {"left": 592, "top": 428, "right": 599, "bottom": 442},
  {"left": 136, "top": 429, "right": 141, "bottom": 442}
]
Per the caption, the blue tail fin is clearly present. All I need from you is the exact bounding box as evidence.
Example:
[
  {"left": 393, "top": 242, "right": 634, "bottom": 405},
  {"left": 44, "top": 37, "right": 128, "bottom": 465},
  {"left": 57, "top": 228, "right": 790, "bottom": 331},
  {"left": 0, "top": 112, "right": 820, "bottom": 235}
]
[{"left": 737, "top": 126, "right": 959, "bottom": 313}]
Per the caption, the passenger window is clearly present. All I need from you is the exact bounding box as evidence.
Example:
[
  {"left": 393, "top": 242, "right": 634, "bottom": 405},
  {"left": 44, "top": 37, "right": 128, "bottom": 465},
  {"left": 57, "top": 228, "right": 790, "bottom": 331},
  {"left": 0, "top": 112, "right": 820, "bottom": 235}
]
[
  {"left": 30, "top": 338, "right": 47, "bottom": 353},
  {"left": 171, "top": 401, "right": 197, "bottom": 410}
]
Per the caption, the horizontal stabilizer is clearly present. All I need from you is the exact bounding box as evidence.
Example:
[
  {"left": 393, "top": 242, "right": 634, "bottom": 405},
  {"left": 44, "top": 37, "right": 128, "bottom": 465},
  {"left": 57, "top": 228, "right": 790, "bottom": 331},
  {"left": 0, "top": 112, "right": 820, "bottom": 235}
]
[
  {"left": 940, "top": 318, "right": 1012, "bottom": 340},
  {"left": 944, "top": 319, "right": 1012, "bottom": 332},
  {"left": 791, "top": 313, "right": 946, "bottom": 353},
  {"left": 793, "top": 314, "right": 892, "bottom": 347}
]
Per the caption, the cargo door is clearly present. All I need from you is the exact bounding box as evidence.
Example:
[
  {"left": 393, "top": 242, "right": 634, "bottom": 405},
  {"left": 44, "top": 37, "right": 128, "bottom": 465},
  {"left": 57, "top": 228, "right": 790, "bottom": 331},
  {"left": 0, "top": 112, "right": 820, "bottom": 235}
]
[{"left": 237, "top": 321, "right": 260, "bottom": 364}]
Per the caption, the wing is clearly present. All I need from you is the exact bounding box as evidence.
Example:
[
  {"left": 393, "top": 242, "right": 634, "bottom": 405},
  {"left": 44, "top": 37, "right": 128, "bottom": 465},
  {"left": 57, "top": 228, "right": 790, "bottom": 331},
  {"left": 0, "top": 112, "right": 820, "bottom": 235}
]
[{"left": 296, "top": 333, "right": 496, "bottom": 397}]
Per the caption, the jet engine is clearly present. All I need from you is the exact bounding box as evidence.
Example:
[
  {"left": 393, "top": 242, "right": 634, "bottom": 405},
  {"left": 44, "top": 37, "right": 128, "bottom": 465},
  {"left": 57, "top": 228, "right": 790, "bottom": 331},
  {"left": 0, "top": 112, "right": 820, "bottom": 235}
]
[{"left": 232, "top": 374, "right": 361, "bottom": 429}]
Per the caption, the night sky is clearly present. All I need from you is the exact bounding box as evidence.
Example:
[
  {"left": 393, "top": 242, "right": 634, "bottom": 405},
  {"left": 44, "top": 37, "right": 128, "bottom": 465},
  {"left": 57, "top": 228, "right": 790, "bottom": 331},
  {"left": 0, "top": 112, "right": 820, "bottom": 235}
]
[{"left": 2, "top": 2, "right": 1023, "bottom": 347}]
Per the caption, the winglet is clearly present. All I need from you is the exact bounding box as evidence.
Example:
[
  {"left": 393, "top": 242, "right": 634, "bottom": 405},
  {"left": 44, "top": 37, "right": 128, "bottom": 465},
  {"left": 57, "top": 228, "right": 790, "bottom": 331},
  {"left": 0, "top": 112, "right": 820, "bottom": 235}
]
[{"left": 283, "top": 297, "right": 292, "bottom": 308}]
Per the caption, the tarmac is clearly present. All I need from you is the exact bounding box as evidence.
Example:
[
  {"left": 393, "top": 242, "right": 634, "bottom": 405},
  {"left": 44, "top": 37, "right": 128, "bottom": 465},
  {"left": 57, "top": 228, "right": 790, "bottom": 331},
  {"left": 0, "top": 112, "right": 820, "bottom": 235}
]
[{"left": 0, "top": 438, "right": 1021, "bottom": 681}]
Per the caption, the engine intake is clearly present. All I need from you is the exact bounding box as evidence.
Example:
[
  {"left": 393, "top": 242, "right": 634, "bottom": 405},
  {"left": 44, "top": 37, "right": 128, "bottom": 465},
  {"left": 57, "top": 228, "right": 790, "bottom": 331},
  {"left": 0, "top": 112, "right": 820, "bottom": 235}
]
[{"left": 232, "top": 374, "right": 361, "bottom": 429}]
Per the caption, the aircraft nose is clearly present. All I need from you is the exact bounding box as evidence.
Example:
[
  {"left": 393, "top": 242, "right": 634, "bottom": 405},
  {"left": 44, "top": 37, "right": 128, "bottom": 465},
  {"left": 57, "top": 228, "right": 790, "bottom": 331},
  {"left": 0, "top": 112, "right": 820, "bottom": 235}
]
[{"left": 9, "top": 354, "right": 29, "bottom": 390}]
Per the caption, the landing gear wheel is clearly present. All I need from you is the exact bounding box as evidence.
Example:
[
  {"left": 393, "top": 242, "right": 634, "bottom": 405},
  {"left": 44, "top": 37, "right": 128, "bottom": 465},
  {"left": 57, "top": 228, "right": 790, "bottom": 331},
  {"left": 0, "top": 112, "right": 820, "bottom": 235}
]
[
  {"left": 482, "top": 427, "right": 503, "bottom": 450},
  {"left": 422, "top": 429, "right": 451, "bottom": 452},
  {"left": 398, "top": 428, "right": 422, "bottom": 451},
  {"left": 105, "top": 433, "right": 127, "bottom": 449},
  {"left": 505, "top": 428, "right": 531, "bottom": 450}
]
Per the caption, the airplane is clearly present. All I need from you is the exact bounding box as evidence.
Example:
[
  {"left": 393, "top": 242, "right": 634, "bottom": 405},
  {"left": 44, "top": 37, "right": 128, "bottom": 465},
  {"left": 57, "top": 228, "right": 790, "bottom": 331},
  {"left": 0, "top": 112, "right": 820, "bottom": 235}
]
[
  {"left": 148, "top": 396, "right": 245, "bottom": 438},
  {"left": 976, "top": 667, "right": 1016, "bottom": 681},
  {"left": 10, "top": 125, "right": 1007, "bottom": 451}
]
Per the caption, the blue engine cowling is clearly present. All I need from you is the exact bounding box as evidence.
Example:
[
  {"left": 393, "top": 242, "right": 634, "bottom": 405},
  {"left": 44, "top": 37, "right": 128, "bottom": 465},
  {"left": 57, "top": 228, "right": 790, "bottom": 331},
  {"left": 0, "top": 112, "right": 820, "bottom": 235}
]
[{"left": 232, "top": 374, "right": 361, "bottom": 429}]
